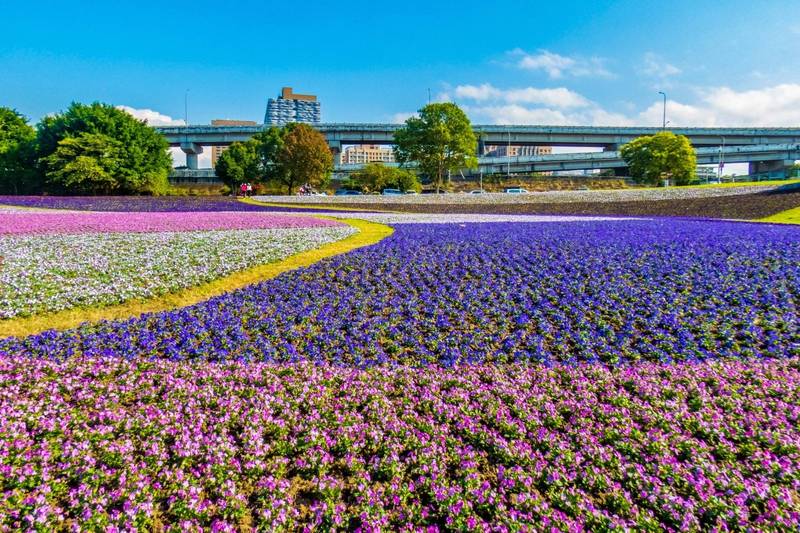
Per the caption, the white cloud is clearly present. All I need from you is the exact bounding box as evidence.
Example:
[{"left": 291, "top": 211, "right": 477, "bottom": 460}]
[
  {"left": 511, "top": 49, "right": 613, "bottom": 79},
  {"left": 466, "top": 104, "right": 632, "bottom": 127},
  {"left": 451, "top": 79, "right": 800, "bottom": 128},
  {"left": 390, "top": 112, "right": 416, "bottom": 124},
  {"left": 640, "top": 52, "right": 681, "bottom": 79},
  {"left": 637, "top": 84, "right": 800, "bottom": 127},
  {"left": 117, "top": 105, "right": 185, "bottom": 126},
  {"left": 455, "top": 84, "right": 590, "bottom": 109}
]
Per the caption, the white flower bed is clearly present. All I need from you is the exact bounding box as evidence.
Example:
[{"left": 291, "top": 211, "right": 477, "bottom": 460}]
[
  {"left": 253, "top": 182, "right": 796, "bottom": 205},
  {"left": 0, "top": 226, "right": 355, "bottom": 319},
  {"left": 315, "top": 213, "right": 641, "bottom": 224}
]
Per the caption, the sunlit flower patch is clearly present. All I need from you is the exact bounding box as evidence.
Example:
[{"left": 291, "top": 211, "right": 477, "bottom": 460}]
[
  {"left": 0, "top": 226, "right": 355, "bottom": 318},
  {"left": 0, "top": 211, "right": 342, "bottom": 236},
  {"left": 5, "top": 219, "right": 797, "bottom": 365},
  {"left": 0, "top": 195, "right": 330, "bottom": 212},
  {"left": 0, "top": 356, "right": 797, "bottom": 531}
]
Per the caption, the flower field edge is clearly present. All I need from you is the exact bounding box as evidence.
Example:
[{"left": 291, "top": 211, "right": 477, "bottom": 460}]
[
  {"left": 0, "top": 218, "right": 393, "bottom": 339},
  {"left": 760, "top": 205, "right": 800, "bottom": 224},
  {"left": 239, "top": 196, "right": 402, "bottom": 214}
]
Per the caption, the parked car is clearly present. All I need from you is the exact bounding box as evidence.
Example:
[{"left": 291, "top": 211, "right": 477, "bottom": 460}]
[
  {"left": 505, "top": 187, "right": 529, "bottom": 194},
  {"left": 404, "top": 190, "right": 419, "bottom": 195},
  {"left": 469, "top": 189, "right": 486, "bottom": 194},
  {"left": 334, "top": 189, "right": 363, "bottom": 196},
  {"left": 382, "top": 188, "right": 403, "bottom": 195}
]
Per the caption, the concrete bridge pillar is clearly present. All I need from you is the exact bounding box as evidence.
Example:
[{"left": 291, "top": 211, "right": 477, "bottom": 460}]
[
  {"left": 329, "top": 140, "right": 342, "bottom": 165},
  {"left": 180, "top": 142, "right": 204, "bottom": 170},
  {"left": 748, "top": 159, "right": 793, "bottom": 177}
]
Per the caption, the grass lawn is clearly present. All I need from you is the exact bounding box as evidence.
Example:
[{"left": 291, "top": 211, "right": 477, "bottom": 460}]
[{"left": 761, "top": 205, "right": 800, "bottom": 224}]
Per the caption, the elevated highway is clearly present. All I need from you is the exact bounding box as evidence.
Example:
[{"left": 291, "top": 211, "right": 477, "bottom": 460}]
[
  {"left": 169, "top": 143, "right": 800, "bottom": 182},
  {"left": 156, "top": 123, "right": 800, "bottom": 170}
]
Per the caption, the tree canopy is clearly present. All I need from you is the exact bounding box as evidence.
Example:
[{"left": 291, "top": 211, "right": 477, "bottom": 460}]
[
  {"left": 393, "top": 103, "right": 478, "bottom": 192},
  {"left": 275, "top": 123, "right": 333, "bottom": 194},
  {"left": 348, "top": 163, "right": 421, "bottom": 193},
  {"left": 37, "top": 102, "right": 172, "bottom": 194},
  {"left": 0, "top": 108, "right": 38, "bottom": 194},
  {"left": 44, "top": 133, "right": 124, "bottom": 194},
  {"left": 216, "top": 123, "right": 333, "bottom": 194},
  {"left": 620, "top": 131, "right": 697, "bottom": 186},
  {"left": 215, "top": 141, "right": 262, "bottom": 191}
]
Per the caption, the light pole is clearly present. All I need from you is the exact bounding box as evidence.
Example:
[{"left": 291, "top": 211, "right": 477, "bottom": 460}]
[
  {"left": 718, "top": 136, "right": 726, "bottom": 182},
  {"left": 658, "top": 91, "right": 667, "bottom": 130},
  {"left": 184, "top": 89, "right": 190, "bottom": 127},
  {"left": 507, "top": 128, "right": 511, "bottom": 179}
]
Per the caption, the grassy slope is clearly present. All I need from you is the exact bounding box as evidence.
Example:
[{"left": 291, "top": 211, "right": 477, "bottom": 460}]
[{"left": 760, "top": 206, "right": 800, "bottom": 224}]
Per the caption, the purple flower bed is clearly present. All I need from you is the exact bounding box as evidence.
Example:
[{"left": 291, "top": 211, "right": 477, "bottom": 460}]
[
  {"left": 0, "top": 356, "right": 798, "bottom": 530},
  {"left": 3, "top": 220, "right": 798, "bottom": 365},
  {"left": 0, "top": 195, "right": 334, "bottom": 213},
  {"left": 0, "top": 211, "right": 342, "bottom": 235}
]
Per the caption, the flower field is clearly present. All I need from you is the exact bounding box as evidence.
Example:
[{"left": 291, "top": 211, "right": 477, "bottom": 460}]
[
  {"left": 6, "top": 219, "right": 797, "bottom": 365},
  {"left": 0, "top": 211, "right": 342, "bottom": 236},
  {"left": 0, "top": 208, "right": 354, "bottom": 319},
  {"left": 0, "top": 357, "right": 798, "bottom": 531},
  {"left": 1, "top": 206, "right": 800, "bottom": 530},
  {"left": 0, "top": 196, "right": 329, "bottom": 213}
]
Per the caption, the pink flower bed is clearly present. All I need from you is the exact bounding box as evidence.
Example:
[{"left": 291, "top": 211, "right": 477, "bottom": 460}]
[{"left": 0, "top": 211, "right": 342, "bottom": 235}]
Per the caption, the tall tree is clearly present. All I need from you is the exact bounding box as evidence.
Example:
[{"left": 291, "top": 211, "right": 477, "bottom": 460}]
[
  {"left": 252, "top": 126, "right": 287, "bottom": 183},
  {"left": 393, "top": 103, "right": 478, "bottom": 193},
  {"left": 44, "top": 133, "right": 124, "bottom": 194},
  {"left": 37, "top": 102, "right": 172, "bottom": 194},
  {"left": 274, "top": 123, "right": 333, "bottom": 194},
  {"left": 620, "top": 131, "right": 697, "bottom": 186},
  {"left": 215, "top": 140, "right": 262, "bottom": 191},
  {"left": 0, "top": 108, "right": 38, "bottom": 194}
]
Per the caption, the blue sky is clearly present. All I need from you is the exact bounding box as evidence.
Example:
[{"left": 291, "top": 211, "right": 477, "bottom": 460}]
[{"left": 3, "top": 0, "right": 800, "bottom": 132}]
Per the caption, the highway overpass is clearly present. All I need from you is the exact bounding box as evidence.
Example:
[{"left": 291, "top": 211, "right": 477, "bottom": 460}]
[
  {"left": 169, "top": 143, "right": 800, "bottom": 182},
  {"left": 156, "top": 123, "right": 800, "bottom": 169}
]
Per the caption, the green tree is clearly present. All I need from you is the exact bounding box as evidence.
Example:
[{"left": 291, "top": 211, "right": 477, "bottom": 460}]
[
  {"left": 393, "top": 103, "right": 478, "bottom": 193},
  {"left": 37, "top": 102, "right": 172, "bottom": 194},
  {"left": 620, "top": 131, "right": 697, "bottom": 186},
  {"left": 252, "top": 126, "right": 288, "bottom": 185},
  {"left": 44, "top": 133, "right": 123, "bottom": 194},
  {"left": 350, "top": 162, "right": 421, "bottom": 193},
  {"left": 215, "top": 140, "right": 262, "bottom": 191},
  {"left": 0, "top": 108, "right": 38, "bottom": 194},
  {"left": 273, "top": 123, "right": 333, "bottom": 194}
]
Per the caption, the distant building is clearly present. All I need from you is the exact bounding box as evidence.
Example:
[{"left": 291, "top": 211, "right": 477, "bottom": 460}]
[
  {"left": 210, "top": 119, "right": 258, "bottom": 168},
  {"left": 696, "top": 166, "right": 718, "bottom": 181},
  {"left": 265, "top": 87, "right": 321, "bottom": 125},
  {"left": 341, "top": 145, "right": 395, "bottom": 165},
  {"left": 484, "top": 145, "right": 553, "bottom": 157}
]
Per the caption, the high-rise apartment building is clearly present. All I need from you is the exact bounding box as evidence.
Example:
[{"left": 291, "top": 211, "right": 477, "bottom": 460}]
[
  {"left": 341, "top": 145, "right": 395, "bottom": 165},
  {"left": 210, "top": 119, "right": 258, "bottom": 168},
  {"left": 265, "top": 87, "right": 321, "bottom": 125}
]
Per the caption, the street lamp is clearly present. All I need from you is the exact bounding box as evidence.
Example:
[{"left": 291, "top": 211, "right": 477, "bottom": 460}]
[
  {"left": 507, "top": 128, "right": 511, "bottom": 178},
  {"left": 718, "top": 136, "right": 726, "bottom": 182},
  {"left": 184, "top": 89, "right": 190, "bottom": 127},
  {"left": 658, "top": 91, "right": 667, "bottom": 130}
]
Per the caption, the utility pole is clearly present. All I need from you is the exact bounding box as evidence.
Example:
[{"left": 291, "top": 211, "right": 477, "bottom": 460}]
[
  {"left": 718, "top": 136, "right": 726, "bottom": 182},
  {"left": 427, "top": 88, "right": 431, "bottom": 105},
  {"left": 658, "top": 91, "right": 666, "bottom": 130}
]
